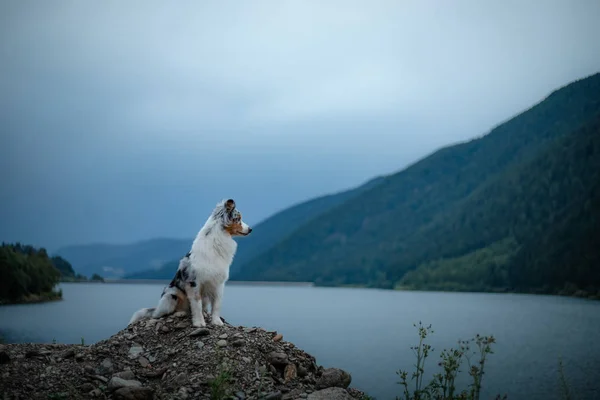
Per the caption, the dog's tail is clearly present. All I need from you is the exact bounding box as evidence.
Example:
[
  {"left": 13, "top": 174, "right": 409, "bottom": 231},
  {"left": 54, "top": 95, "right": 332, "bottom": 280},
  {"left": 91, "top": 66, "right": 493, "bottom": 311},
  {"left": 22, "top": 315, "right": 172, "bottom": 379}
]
[{"left": 128, "top": 307, "right": 156, "bottom": 325}]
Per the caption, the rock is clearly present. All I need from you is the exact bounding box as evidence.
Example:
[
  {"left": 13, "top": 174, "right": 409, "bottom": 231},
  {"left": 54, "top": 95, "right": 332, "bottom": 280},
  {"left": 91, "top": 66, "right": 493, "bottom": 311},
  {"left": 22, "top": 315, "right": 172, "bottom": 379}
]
[
  {"left": 268, "top": 351, "right": 288, "bottom": 367},
  {"left": 108, "top": 376, "right": 143, "bottom": 391},
  {"left": 98, "top": 358, "right": 114, "bottom": 374},
  {"left": 174, "top": 322, "right": 188, "bottom": 330},
  {"left": 284, "top": 363, "right": 297, "bottom": 383},
  {"left": 79, "top": 382, "right": 95, "bottom": 392},
  {"left": 189, "top": 328, "right": 210, "bottom": 337},
  {"left": 307, "top": 387, "right": 353, "bottom": 400},
  {"left": 0, "top": 315, "right": 366, "bottom": 399},
  {"left": 114, "top": 371, "right": 137, "bottom": 380},
  {"left": 0, "top": 351, "right": 10, "bottom": 364},
  {"left": 173, "top": 372, "right": 188, "bottom": 386},
  {"left": 160, "top": 325, "right": 171, "bottom": 333},
  {"left": 316, "top": 368, "right": 352, "bottom": 389},
  {"left": 273, "top": 333, "right": 283, "bottom": 342},
  {"left": 92, "top": 375, "right": 109, "bottom": 383},
  {"left": 113, "top": 386, "right": 154, "bottom": 400},
  {"left": 129, "top": 345, "right": 144, "bottom": 358},
  {"left": 61, "top": 348, "right": 75, "bottom": 359},
  {"left": 173, "top": 311, "right": 187, "bottom": 318},
  {"left": 297, "top": 365, "right": 308, "bottom": 377},
  {"left": 177, "top": 386, "right": 190, "bottom": 399},
  {"left": 138, "top": 356, "right": 150, "bottom": 368},
  {"left": 75, "top": 353, "right": 85, "bottom": 361}
]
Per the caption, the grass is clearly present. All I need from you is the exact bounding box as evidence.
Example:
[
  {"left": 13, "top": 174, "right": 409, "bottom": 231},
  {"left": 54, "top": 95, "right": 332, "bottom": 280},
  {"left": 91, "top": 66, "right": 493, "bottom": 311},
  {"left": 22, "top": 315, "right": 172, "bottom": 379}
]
[
  {"left": 395, "top": 322, "right": 506, "bottom": 400},
  {"left": 210, "top": 347, "right": 235, "bottom": 400}
]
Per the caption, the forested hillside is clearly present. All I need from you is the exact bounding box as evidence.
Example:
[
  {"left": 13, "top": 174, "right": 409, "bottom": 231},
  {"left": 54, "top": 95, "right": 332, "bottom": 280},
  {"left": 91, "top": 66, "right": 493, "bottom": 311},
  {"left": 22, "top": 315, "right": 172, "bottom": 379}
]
[
  {"left": 234, "top": 73, "right": 600, "bottom": 296},
  {"left": 0, "top": 243, "right": 63, "bottom": 303},
  {"left": 125, "top": 176, "right": 385, "bottom": 280}
]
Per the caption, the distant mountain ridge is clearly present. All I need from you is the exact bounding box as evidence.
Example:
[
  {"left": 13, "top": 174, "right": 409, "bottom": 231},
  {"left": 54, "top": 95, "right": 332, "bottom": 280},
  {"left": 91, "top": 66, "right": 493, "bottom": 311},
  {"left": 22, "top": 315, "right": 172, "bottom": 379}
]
[
  {"left": 233, "top": 72, "right": 600, "bottom": 295},
  {"left": 54, "top": 238, "right": 191, "bottom": 279}
]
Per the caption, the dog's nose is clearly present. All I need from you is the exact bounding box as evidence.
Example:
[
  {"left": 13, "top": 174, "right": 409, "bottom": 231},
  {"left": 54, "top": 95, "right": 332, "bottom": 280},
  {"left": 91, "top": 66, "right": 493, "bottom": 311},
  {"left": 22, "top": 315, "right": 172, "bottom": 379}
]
[{"left": 248, "top": 228, "right": 253, "bottom": 234}]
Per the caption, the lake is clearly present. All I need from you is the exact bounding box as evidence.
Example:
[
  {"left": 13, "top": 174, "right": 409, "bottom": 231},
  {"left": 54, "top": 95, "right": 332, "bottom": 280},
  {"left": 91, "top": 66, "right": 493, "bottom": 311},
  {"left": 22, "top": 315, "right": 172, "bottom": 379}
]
[{"left": 1, "top": 283, "right": 599, "bottom": 400}]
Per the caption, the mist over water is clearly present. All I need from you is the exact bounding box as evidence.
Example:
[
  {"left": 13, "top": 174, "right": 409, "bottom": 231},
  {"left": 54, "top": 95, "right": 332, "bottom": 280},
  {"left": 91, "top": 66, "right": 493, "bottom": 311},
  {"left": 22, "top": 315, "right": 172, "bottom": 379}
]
[{"left": 1, "top": 283, "right": 599, "bottom": 400}]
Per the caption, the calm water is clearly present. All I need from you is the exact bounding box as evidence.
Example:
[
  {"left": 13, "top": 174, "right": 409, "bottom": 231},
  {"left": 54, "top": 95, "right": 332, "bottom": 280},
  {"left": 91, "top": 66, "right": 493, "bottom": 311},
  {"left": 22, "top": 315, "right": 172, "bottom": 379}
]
[{"left": 1, "top": 283, "right": 599, "bottom": 400}]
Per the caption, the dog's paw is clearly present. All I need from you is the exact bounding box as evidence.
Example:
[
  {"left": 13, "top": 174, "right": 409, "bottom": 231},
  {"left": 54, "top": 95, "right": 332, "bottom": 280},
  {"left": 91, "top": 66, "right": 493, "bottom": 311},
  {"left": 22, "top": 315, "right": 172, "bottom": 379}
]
[
  {"left": 192, "top": 319, "right": 206, "bottom": 328},
  {"left": 211, "top": 317, "right": 224, "bottom": 327}
]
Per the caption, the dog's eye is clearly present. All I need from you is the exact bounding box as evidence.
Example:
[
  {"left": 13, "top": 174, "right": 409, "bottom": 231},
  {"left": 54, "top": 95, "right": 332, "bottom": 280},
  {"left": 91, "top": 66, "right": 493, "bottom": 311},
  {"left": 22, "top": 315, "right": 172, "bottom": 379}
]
[{"left": 170, "top": 294, "right": 178, "bottom": 300}]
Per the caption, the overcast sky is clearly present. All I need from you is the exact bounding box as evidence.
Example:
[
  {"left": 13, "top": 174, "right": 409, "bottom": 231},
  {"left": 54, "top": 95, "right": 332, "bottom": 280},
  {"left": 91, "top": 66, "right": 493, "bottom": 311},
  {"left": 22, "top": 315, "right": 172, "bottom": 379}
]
[{"left": 1, "top": 0, "right": 599, "bottom": 251}]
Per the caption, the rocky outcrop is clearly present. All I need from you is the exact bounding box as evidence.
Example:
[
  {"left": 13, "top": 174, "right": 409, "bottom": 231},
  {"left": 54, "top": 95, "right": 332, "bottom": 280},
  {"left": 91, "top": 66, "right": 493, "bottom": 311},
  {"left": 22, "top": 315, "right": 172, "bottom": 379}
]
[{"left": 0, "top": 312, "right": 364, "bottom": 399}]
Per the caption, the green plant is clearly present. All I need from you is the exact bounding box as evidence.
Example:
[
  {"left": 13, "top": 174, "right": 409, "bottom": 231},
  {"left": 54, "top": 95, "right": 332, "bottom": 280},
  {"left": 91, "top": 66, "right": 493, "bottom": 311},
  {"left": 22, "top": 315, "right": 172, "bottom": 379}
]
[
  {"left": 209, "top": 347, "right": 235, "bottom": 400},
  {"left": 396, "top": 323, "right": 505, "bottom": 400},
  {"left": 80, "top": 337, "right": 85, "bottom": 346},
  {"left": 558, "top": 357, "right": 572, "bottom": 400},
  {"left": 52, "top": 337, "right": 57, "bottom": 344}
]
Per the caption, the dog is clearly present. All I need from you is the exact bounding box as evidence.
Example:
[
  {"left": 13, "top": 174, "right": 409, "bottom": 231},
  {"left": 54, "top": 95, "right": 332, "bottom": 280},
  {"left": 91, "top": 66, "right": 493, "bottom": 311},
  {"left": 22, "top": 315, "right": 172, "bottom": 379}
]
[{"left": 128, "top": 199, "right": 252, "bottom": 327}]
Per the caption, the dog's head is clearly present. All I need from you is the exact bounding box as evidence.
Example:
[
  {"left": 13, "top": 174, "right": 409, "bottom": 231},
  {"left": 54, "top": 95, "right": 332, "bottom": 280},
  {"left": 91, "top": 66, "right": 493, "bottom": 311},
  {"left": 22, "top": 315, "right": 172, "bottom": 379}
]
[{"left": 214, "top": 199, "right": 252, "bottom": 237}]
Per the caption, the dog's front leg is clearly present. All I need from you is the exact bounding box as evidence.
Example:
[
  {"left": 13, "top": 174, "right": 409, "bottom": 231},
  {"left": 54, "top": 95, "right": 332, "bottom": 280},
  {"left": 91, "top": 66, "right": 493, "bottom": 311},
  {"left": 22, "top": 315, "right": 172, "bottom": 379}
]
[
  {"left": 185, "top": 282, "right": 206, "bottom": 327},
  {"left": 210, "top": 283, "right": 225, "bottom": 326}
]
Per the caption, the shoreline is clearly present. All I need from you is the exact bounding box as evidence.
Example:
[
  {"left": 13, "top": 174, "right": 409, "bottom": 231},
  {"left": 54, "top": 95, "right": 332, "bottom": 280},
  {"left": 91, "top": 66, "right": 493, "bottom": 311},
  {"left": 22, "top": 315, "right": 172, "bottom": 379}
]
[
  {"left": 54, "top": 280, "right": 599, "bottom": 301},
  {"left": 0, "top": 291, "right": 63, "bottom": 306}
]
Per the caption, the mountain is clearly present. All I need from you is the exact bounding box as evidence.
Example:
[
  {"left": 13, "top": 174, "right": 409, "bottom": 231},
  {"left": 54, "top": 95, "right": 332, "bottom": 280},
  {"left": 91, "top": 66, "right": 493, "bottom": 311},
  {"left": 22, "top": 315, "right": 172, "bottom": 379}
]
[
  {"left": 124, "top": 176, "right": 386, "bottom": 280},
  {"left": 233, "top": 72, "right": 600, "bottom": 294},
  {"left": 54, "top": 238, "right": 191, "bottom": 279}
]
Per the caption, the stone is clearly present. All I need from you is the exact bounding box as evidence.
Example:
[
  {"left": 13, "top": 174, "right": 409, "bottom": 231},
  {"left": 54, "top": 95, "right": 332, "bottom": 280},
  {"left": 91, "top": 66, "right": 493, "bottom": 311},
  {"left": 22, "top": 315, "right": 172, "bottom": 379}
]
[
  {"left": 307, "top": 388, "right": 353, "bottom": 400},
  {"left": 264, "top": 391, "right": 282, "bottom": 400},
  {"left": 235, "top": 391, "right": 246, "bottom": 399},
  {"left": 232, "top": 339, "right": 245, "bottom": 347},
  {"left": 189, "top": 328, "right": 210, "bottom": 337},
  {"left": 128, "top": 345, "right": 144, "bottom": 358},
  {"left": 108, "top": 377, "right": 143, "bottom": 392},
  {"left": 113, "top": 386, "right": 154, "bottom": 400},
  {"left": 273, "top": 333, "right": 283, "bottom": 342},
  {"left": 98, "top": 358, "right": 114, "bottom": 374},
  {"left": 173, "top": 311, "right": 187, "bottom": 318},
  {"left": 0, "top": 351, "right": 10, "bottom": 364},
  {"left": 79, "top": 382, "right": 95, "bottom": 392},
  {"left": 241, "top": 357, "right": 251, "bottom": 363},
  {"left": 173, "top": 372, "right": 187, "bottom": 386},
  {"left": 267, "top": 351, "right": 288, "bottom": 367},
  {"left": 90, "top": 389, "right": 102, "bottom": 397},
  {"left": 174, "top": 322, "right": 188, "bottom": 330},
  {"left": 61, "top": 348, "right": 75, "bottom": 359},
  {"left": 138, "top": 357, "right": 150, "bottom": 368},
  {"left": 219, "top": 333, "right": 228, "bottom": 339},
  {"left": 216, "top": 340, "right": 228, "bottom": 347},
  {"left": 177, "top": 387, "right": 190, "bottom": 399},
  {"left": 297, "top": 365, "right": 308, "bottom": 377},
  {"left": 316, "top": 368, "right": 352, "bottom": 389},
  {"left": 92, "top": 375, "right": 109, "bottom": 383},
  {"left": 196, "top": 341, "right": 205, "bottom": 350},
  {"left": 160, "top": 325, "right": 170, "bottom": 333},
  {"left": 114, "top": 371, "right": 136, "bottom": 380},
  {"left": 284, "top": 363, "right": 297, "bottom": 383}
]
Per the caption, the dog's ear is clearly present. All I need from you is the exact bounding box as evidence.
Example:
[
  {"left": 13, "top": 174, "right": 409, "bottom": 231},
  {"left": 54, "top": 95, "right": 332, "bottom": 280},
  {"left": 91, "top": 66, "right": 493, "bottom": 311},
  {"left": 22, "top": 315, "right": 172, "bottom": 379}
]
[{"left": 225, "top": 199, "right": 236, "bottom": 213}]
